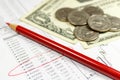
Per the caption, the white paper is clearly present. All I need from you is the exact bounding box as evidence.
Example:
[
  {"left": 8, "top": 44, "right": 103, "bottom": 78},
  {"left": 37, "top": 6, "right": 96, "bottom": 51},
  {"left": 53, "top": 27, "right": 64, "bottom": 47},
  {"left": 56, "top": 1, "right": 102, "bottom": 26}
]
[{"left": 0, "top": 0, "right": 120, "bottom": 80}]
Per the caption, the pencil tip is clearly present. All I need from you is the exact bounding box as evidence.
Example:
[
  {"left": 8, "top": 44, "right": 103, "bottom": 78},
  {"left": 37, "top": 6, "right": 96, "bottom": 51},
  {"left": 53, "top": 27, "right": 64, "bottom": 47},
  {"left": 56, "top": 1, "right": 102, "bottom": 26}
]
[
  {"left": 6, "top": 23, "right": 17, "bottom": 31},
  {"left": 6, "top": 22, "right": 10, "bottom": 25}
]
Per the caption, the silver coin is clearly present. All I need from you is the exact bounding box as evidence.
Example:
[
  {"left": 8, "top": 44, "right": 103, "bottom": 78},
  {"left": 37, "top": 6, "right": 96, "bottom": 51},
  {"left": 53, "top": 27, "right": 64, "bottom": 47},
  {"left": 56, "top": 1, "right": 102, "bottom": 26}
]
[
  {"left": 55, "top": 7, "right": 73, "bottom": 22},
  {"left": 68, "top": 10, "right": 89, "bottom": 25},
  {"left": 88, "top": 15, "right": 111, "bottom": 32},
  {"left": 82, "top": 6, "right": 104, "bottom": 16},
  {"left": 74, "top": 26, "right": 99, "bottom": 41},
  {"left": 108, "top": 16, "right": 120, "bottom": 32}
]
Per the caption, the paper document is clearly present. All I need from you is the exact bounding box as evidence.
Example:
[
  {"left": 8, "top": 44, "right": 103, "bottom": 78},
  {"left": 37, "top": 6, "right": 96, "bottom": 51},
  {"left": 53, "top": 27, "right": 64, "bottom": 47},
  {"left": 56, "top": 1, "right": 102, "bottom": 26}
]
[
  {"left": 0, "top": 0, "right": 120, "bottom": 80},
  {"left": 0, "top": 23, "right": 86, "bottom": 80},
  {"left": 0, "top": 18, "right": 112, "bottom": 80}
]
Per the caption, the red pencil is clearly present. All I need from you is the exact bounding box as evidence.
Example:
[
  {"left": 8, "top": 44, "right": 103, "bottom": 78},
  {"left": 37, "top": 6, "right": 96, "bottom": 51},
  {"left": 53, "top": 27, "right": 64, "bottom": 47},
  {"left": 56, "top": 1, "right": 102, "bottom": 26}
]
[{"left": 7, "top": 23, "right": 120, "bottom": 80}]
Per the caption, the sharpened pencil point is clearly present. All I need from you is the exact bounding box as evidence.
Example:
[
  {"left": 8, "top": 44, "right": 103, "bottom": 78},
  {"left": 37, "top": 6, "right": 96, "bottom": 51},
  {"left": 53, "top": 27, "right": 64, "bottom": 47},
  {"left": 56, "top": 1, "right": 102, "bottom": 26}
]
[
  {"left": 6, "top": 22, "right": 10, "bottom": 25},
  {"left": 6, "top": 23, "right": 17, "bottom": 31}
]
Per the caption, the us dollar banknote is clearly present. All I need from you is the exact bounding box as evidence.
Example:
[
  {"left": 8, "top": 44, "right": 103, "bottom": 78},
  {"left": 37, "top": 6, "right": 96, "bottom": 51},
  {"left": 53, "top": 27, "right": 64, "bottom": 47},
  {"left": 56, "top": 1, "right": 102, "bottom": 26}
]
[{"left": 21, "top": 0, "right": 120, "bottom": 48}]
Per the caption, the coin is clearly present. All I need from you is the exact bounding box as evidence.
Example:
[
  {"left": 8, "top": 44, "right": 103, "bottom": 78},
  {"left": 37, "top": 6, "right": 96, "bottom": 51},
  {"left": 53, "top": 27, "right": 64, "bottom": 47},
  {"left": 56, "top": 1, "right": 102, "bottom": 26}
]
[
  {"left": 74, "top": 26, "right": 99, "bottom": 41},
  {"left": 55, "top": 7, "right": 73, "bottom": 22},
  {"left": 68, "top": 10, "right": 89, "bottom": 25},
  {"left": 88, "top": 15, "right": 111, "bottom": 32},
  {"left": 108, "top": 16, "right": 120, "bottom": 32},
  {"left": 82, "top": 6, "right": 104, "bottom": 15}
]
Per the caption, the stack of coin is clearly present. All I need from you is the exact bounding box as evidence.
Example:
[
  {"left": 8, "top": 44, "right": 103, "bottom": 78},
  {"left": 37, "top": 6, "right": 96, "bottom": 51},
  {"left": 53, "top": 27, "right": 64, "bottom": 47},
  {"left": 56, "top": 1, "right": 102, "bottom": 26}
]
[{"left": 55, "top": 6, "right": 120, "bottom": 42}]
